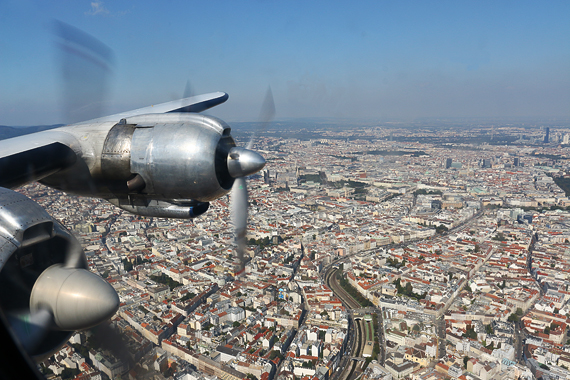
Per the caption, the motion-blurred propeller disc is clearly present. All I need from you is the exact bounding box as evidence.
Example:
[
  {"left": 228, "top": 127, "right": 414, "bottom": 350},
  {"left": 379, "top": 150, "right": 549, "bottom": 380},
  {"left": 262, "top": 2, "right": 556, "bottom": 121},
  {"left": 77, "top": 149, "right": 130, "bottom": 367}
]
[
  {"left": 183, "top": 80, "right": 193, "bottom": 99},
  {"left": 229, "top": 88, "right": 275, "bottom": 272},
  {"left": 247, "top": 87, "right": 275, "bottom": 149},
  {"left": 7, "top": 309, "right": 53, "bottom": 353},
  {"left": 54, "top": 20, "right": 114, "bottom": 125},
  {"left": 231, "top": 177, "right": 248, "bottom": 271}
]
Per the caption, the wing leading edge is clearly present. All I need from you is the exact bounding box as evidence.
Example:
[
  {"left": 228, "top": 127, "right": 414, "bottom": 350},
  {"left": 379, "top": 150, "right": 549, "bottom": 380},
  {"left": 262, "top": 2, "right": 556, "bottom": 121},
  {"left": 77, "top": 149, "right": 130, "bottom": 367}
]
[{"left": 72, "top": 92, "right": 229, "bottom": 125}]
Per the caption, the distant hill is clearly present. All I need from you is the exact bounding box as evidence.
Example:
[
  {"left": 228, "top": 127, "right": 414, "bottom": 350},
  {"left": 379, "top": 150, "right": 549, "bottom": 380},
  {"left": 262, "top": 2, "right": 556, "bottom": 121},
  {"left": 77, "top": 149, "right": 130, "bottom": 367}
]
[{"left": 0, "top": 125, "right": 64, "bottom": 141}]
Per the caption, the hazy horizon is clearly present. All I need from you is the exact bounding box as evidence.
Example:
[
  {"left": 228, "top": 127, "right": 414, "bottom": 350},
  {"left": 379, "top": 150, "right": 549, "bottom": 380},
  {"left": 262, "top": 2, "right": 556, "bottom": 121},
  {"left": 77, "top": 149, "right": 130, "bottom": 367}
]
[{"left": 1, "top": 1, "right": 569, "bottom": 125}]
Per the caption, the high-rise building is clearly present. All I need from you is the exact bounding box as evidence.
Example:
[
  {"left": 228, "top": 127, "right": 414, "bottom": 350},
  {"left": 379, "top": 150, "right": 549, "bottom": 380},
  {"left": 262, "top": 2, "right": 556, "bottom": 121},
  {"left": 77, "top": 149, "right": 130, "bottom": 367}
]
[
  {"left": 544, "top": 127, "right": 550, "bottom": 143},
  {"left": 263, "top": 170, "right": 270, "bottom": 184},
  {"left": 514, "top": 157, "right": 520, "bottom": 167},
  {"left": 445, "top": 158, "right": 452, "bottom": 169}
]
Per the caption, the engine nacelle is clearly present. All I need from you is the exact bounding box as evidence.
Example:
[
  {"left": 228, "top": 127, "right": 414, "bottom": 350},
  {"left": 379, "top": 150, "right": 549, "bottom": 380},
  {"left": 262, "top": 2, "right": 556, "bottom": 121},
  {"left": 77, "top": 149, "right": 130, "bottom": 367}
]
[
  {"left": 38, "top": 112, "right": 264, "bottom": 219},
  {"left": 100, "top": 113, "right": 236, "bottom": 202},
  {"left": 0, "top": 187, "right": 118, "bottom": 360}
]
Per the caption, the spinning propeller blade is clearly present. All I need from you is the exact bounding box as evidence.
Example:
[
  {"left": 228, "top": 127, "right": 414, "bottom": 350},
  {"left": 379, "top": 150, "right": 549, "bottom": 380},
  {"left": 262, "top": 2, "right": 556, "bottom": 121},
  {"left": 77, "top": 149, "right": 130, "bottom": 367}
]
[{"left": 230, "top": 89, "right": 275, "bottom": 272}]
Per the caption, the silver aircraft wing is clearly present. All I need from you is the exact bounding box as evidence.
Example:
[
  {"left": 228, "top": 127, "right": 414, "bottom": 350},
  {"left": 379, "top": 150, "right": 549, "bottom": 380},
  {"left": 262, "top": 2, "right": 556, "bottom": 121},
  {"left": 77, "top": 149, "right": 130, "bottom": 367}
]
[
  {"left": 0, "top": 91, "right": 229, "bottom": 189},
  {"left": 0, "top": 131, "right": 78, "bottom": 189}
]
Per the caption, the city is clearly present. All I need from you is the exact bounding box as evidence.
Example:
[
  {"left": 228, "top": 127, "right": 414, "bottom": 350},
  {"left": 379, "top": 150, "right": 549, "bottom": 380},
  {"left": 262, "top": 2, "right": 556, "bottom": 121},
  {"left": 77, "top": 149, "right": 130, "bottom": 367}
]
[
  {"left": 16, "top": 120, "right": 570, "bottom": 380},
  {"left": 1, "top": 0, "right": 569, "bottom": 379}
]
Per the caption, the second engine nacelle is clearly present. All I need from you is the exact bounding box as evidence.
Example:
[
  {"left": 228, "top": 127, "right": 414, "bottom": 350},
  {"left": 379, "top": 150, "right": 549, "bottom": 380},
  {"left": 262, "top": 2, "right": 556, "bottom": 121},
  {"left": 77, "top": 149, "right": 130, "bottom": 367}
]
[{"left": 0, "top": 187, "right": 119, "bottom": 360}]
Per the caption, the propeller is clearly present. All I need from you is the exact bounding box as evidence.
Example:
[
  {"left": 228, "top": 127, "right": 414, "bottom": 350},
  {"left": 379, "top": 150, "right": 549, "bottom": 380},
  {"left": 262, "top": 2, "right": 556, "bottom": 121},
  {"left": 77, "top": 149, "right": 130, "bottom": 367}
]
[
  {"left": 229, "top": 88, "right": 275, "bottom": 272},
  {"left": 7, "top": 309, "right": 53, "bottom": 354},
  {"left": 183, "top": 79, "right": 194, "bottom": 99},
  {"left": 247, "top": 87, "right": 276, "bottom": 149},
  {"left": 53, "top": 20, "right": 114, "bottom": 125}
]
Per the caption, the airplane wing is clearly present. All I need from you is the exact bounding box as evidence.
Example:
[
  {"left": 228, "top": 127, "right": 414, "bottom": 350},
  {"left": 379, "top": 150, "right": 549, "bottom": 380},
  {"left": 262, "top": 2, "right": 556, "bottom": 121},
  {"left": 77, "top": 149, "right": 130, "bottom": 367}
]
[
  {"left": 0, "top": 132, "right": 78, "bottom": 189},
  {"left": 72, "top": 91, "right": 229, "bottom": 125},
  {"left": 0, "top": 92, "right": 229, "bottom": 189}
]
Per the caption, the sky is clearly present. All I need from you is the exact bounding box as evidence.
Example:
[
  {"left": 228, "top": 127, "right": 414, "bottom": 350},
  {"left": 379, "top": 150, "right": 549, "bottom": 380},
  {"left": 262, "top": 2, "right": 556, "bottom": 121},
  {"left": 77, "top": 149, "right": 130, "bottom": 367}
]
[{"left": 1, "top": 0, "right": 569, "bottom": 125}]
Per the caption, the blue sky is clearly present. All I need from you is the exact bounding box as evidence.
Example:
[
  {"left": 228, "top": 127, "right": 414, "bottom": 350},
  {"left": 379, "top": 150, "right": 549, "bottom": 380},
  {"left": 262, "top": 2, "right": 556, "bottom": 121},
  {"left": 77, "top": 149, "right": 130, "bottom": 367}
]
[{"left": 1, "top": 0, "right": 569, "bottom": 125}]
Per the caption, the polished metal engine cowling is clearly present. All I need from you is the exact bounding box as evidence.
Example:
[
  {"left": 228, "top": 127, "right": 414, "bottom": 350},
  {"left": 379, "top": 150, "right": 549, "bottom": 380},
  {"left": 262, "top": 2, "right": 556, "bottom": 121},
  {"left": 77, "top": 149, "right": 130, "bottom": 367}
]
[
  {"left": 127, "top": 113, "right": 236, "bottom": 202},
  {"left": 0, "top": 187, "right": 118, "bottom": 360},
  {"left": 101, "top": 122, "right": 136, "bottom": 181},
  {"left": 0, "top": 187, "right": 76, "bottom": 358}
]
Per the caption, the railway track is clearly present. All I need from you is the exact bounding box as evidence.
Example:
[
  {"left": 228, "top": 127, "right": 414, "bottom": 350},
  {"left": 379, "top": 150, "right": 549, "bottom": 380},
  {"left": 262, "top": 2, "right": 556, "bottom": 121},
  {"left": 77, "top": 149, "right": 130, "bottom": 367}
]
[
  {"left": 326, "top": 268, "right": 358, "bottom": 380},
  {"left": 326, "top": 268, "right": 370, "bottom": 380},
  {"left": 325, "top": 209, "right": 485, "bottom": 378},
  {"left": 325, "top": 269, "right": 361, "bottom": 309},
  {"left": 345, "top": 319, "right": 363, "bottom": 380}
]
